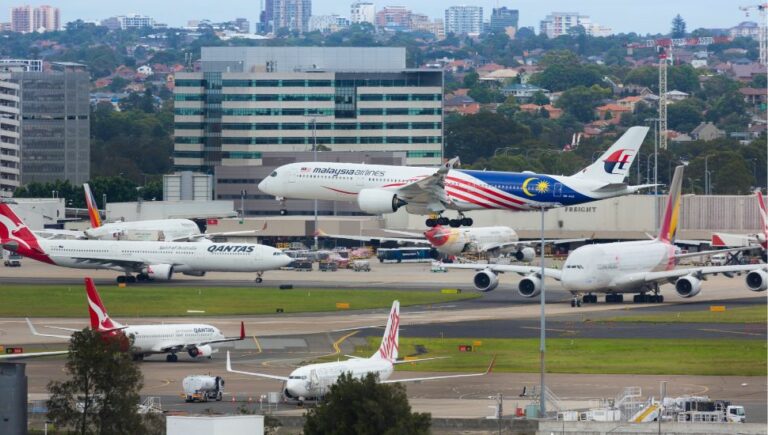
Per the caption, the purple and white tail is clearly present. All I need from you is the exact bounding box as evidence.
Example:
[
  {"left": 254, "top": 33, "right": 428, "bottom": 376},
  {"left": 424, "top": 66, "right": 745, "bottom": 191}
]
[{"left": 371, "top": 301, "right": 399, "bottom": 362}]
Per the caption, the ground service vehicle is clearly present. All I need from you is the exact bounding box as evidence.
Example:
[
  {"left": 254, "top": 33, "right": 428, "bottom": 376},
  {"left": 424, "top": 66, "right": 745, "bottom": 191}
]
[
  {"left": 182, "top": 375, "right": 225, "bottom": 402},
  {"left": 351, "top": 260, "right": 370, "bottom": 272}
]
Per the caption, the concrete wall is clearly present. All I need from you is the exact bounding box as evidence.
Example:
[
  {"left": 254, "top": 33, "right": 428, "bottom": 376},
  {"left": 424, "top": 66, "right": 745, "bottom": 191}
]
[{"left": 105, "top": 200, "right": 236, "bottom": 221}]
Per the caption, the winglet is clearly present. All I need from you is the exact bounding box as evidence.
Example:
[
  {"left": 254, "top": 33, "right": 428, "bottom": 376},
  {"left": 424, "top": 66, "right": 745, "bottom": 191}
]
[
  {"left": 260, "top": 221, "right": 268, "bottom": 231},
  {"left": 657, "top": 165, "right": 684, "bottom": 243},
  {"left": 239, "top": 321, "right": 245, "bottom": 340},
  {"left": 83, "top": 183, "right": 102, "bottom": 228},
  {"left": 314, "top": 229, "right": 328, "bottom": 237},
  {"left": 226, "top": 351, "right": 233, "bottom": 372},
  {"left": 438, "top": 157, "right": 460, "bottom": 175}
]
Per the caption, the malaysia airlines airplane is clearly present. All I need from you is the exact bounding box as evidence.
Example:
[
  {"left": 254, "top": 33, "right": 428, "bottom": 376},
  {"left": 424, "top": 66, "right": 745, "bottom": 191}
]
[
  {"left": 0, "top": 201, "right": 291, "bottom": 283},
  {"left": 42, "top": 184, "right": 258, "bottom": 242},
  {"left": 27, "top": 278, "right": 245, "bottom": 362},
  {"left": 319, "top": 225, "right": 582, "bottom": 261},
  {"left": 711, "top": 190, "right": 767, "bottom": 262},
  {"left": 259, "top": 126, "right": 652, "bottom": 227},
  {"left": 226, "top": 301, "right": 495, "bottom": 404},
  {"left": 444, "top": 166, "right": 767, "bottom": 306}
]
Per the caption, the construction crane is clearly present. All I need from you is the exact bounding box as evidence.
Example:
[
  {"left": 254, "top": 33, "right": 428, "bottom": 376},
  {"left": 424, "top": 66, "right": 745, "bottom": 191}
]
[{"left": 739, "top": 3, "right": 768, "bottom": 65}]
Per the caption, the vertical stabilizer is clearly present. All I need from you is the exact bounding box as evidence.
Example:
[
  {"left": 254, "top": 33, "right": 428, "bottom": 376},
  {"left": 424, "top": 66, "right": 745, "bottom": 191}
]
[
  {"left": 571, "top": 126, "right": 649, "bottom": 183},
  {"left": 371, "top": 300, "right": 399, "bottom": 362},
  {"left": 0, "top": 202, "right": 52, "bottom": 264},
  {"left": 85, "top": 278, "right": 122, "bottom": 331},
  {"left": 657, "top": 166, "right": 685, "bottom": 243},
  {"left": 83, "top": 184, "right": 102, "bottom": 228},
  {"left": 756, "top": 189, "right": 767, "bottom": 249}
]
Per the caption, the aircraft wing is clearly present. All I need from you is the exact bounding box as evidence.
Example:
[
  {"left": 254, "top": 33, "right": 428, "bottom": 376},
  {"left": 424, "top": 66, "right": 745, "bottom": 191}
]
[
  {"left": 479, "top": 237, "right": 588, "bottom": 252},
  {"left": 26, "top": 318, "right": 72, "bottom": 340},
  {"left": 394, "top": 157, "right": 459, "bottom": 209},
  {"left": 381, "top": 355, "right": 496, "bottom": 383},
  {"left": 34, "top": 229, "right": 86, "bottom": 239},
  {"left": 642, "top": 264, "right": 766, "bottom": 283},
  {"left": 441, "top": 263, "right": 563, "bottom": 281},
  {"left": 226, "top": 351, "right": 290, "bottom": 381},
  {"left": 67, "top": 256, "right": 149, "bottom": 272},
  {"left": 197, "top": 322, "right": 246, "bottom": 346},
  {"left": 674, "top": 247, "right": 755, "bottom": 260},
  {"left": 171, "top": 223, "right": 267, "bottom": 242},
  {"left": 317, "top": 231, "right": 430, "bottom": 246},
  {"left": 0, "top": 350, "right": 68, "bottom": 360}
]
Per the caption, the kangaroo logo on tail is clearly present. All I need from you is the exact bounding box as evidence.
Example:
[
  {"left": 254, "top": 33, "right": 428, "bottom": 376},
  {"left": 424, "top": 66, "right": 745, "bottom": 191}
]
[
  {"left": 374, "top": 301, "right": 400, "bottom": 362},
  {"left": 85, "top": 278, "right": 122, "bottom": 331},
  {"left": 0, "top": 203, "right": 53, "bottom": 264}
]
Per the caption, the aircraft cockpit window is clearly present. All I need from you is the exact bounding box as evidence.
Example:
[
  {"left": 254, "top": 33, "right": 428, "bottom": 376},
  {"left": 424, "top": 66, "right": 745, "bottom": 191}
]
[{"left": 270, "top": 171, "right": 278, "bottom": 177}]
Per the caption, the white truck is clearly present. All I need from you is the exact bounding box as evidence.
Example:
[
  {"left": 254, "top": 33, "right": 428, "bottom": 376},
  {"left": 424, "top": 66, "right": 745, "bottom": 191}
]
[{"left": 182, "top": 375, "right": 225, "bottom": 403}]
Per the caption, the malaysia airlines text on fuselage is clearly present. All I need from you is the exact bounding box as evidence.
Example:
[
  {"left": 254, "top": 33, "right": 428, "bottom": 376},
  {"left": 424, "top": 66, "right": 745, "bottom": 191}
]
[{"left": 270, "top": 163, "right": 607, "bottom": 211}]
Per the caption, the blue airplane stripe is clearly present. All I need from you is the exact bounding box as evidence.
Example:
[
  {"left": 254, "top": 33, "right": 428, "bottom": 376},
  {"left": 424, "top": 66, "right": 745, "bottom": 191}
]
[{"left": 458, "top": 170, "right": 593, "bottom": 205}]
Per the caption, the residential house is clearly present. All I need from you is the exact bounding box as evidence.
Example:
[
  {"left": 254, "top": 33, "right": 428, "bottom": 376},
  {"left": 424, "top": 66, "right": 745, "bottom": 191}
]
[
  {"left": 731, "top": 63, "right": 766, "bottom": 83},
  {"left": 616, "top": 95, "right": 644, "bottom": 112},
  {"left": 137, "top": 65, "right": 153, "bottom": 76},
  {"left": 444, "top": 94, "right": 480, "bottom": 115},
  {"left": 690, "top": 122, "right": 725, "bottom": 141},
  {"left": 501, "top": 83, "right": 550, "bottom": 102},
  {"left": 479, "top": 69, "right": 519, "bottom": 84},
  {"left": 665, "top": 90, "right": 689, "bottom": 102},
  {"left": 739, "top": 87, "right": 768, "bottom": 106},
  {"left": 595, "top": 104, "right": 632, "bottom": 124}
]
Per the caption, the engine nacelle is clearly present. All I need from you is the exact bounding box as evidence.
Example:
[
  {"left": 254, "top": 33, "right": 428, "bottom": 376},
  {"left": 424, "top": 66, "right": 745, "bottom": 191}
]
[
  {"left": 144, "top": 264, "right": 173, "bottom": 281},
  {"left": 518, "top": 274, "right": 542, "bottom": 298},
  {"left": 473, "top": 270, "right": 499, "bottom": 292},
  {"left": 188, "top": 344, "right": 213, "bottom": 358},
  {"left": 675, "top": 275, "right": 702, "bottom": 298},
  {"left": 746, "top": 269, "right": 768, "bottom": 292},
  {"left": 357, "top": 189, "right": 407, "bottom": 215},
  {"left": 514, "top": 247, "right": 536, "bottom": 262},
  {"left": 182, "top": 271, "right": 206, "bottom": 277}
]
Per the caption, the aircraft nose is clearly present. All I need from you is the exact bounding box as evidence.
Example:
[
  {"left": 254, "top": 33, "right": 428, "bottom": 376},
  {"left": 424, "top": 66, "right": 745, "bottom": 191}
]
[{"left": 257, "top": 178, "right": 269, "bottom": 192}]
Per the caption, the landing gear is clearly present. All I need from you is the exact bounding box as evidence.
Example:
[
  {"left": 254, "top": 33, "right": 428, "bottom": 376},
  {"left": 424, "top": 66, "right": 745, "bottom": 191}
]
[
  {"left": 166, "top": 353, "right": 178, "bottom": 363},
  {"left": 136, "top": 273, "right": 150, "bottom": 282},
  {"left": 278, "top": 197, "right": 288, "bottom": 216},
  {"left": 116, "top": 275, "right": 136, "bottom": 284},
  {"left": 605, "top": 293, "right": 624, "bottom": 303},
  {"left": 570, "top": 296, "right": 582, "bottom": 307},
  {"left": 633, "top": 293, "right": 664, "bottom": 303},
  {"left": 132, "top": 353, "right": 145, "bottom": 361},
  {"left": 581, "top": 294, "right": 598, "bottom": 304},
  {"left": 255, "top": 272, "right": 264, "bottom": 284},
  {"left": 426, "top": 214, "right": 474, "bottom": 228}
]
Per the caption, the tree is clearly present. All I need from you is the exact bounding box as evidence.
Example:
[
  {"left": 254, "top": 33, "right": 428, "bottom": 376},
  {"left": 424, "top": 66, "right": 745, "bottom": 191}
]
[
  {"left": 555, "top": 85, "right": 612, "bottom": 123},
  {"left": 530, "top": 90, "right": 550, "bottom": 106},
  {"left": 445, "top": 112, "right": 531, "bottom": 163},
  {"left": 671, "top": 14, "right": 686, "bottom": 38},
  {"left": 304, "top": 373, "right": 430, "bottom": 435},
  {"left": 47, "top": 329, "right": 158, "bottom": 434},
  {"left": 668, "top": 100, "right": 704, "bottom": 132}
]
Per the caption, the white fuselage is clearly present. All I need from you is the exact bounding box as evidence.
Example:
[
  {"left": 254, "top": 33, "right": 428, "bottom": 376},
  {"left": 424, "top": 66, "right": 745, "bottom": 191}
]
[
  {"left": 125, "top": 323, "right": 223, "bottom": 355},
  {"left": 38, "top": 238, "right": 292, "bottom": 273},
  {"left": 85, "top": 219, "right": 201, "bottom": 241},
  {"left": 431, "top": 226, "right": 518, "bottom": 256},
  {"left": 284, "top": 358, "right": 393, "bottom": 400},
  {"left": 561, "top": 240, "right": 676, "bottom": 293}
]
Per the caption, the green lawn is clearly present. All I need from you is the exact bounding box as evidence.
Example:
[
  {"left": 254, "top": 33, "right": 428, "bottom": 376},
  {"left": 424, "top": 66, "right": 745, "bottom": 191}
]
[
  {"left": 599, "top": 306, "right": 767, "bottom": 324},
  {"left": 350, "top": 337, "right": 767, "bottom": 376},
  {"left": 0, "top": 285, "right": 478, "bottom": 317}
]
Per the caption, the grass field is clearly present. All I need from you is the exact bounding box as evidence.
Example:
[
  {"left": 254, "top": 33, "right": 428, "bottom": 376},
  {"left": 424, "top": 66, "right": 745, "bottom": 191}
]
[
  {"left": 350, "top": 337, "right": 767, "bottom": 376},
  {"left": 0, "top": 284, "right": 478, "bottom": 317},
  {"left": 599, "top": 306, "right": 767, "bottom": 324}
]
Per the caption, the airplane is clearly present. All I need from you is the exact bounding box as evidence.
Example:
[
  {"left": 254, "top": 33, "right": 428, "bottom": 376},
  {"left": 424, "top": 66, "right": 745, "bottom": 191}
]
[
  {"left": 226, "top": 300, "right": 495, "bottom": 405},
  {"left": 258, "top": 126, "right": 653, "bottom": 227},
  {"left": 26, "top": 278, "right": 246, "bottom": 362},
  {"left": 39, "top": 183, "right": 260, "bottom": 242},
  {"left": 318, "top": 226, "right": 584, "bottom": 262},
  {"left": 0, "top": 201, "right": 292, "bottom": 283},
  {"left": 711, "top": 189, "right": 767, "bottom": 262},
  {"left": 442, "top": 166, "right": 767, "bottom": 307}
]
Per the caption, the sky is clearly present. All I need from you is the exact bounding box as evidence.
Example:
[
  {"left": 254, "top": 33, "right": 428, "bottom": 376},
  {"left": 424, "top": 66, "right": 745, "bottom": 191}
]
[{"left": 0, "top": 1, "right": 751, "bottom": 35}]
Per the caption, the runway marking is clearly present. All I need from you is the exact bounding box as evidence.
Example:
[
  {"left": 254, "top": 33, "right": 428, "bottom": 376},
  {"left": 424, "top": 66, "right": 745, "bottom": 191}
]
[
  {"left": 252, "top": 336, "right": 262, "bottom": 354},
  {"left": 143, "top": 378, "right": 171, "bottom": 392},
  {"left": 697, "top": 328, "right": 764, "bottom": 337},
  {"left": 521, "top": 326, "right": 577, "bottom": 334},
  {"left": 331, "top": 330, "right": 360, "bottom": 355}
]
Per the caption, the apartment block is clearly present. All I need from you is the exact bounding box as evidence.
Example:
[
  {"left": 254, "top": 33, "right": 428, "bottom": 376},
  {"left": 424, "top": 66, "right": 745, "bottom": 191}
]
[
  {"left": 0, "top": 76, "right": 21, "bottom": 196},
  {"left": 445, "top": 5, "right": 483, "bottom": 36}
]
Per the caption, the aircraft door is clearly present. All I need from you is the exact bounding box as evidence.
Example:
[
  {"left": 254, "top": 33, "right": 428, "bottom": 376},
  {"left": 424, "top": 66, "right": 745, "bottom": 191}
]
[
  {"left": 287, "top": 168, "right": 298, "bottom": 184},
  {"left": 554, "top": 183, "right": 562, "bottom": 198}
]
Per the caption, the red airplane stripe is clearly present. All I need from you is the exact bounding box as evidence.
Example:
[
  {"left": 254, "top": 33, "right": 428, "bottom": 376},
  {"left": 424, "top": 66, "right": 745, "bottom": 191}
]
[
  {"left": 323, "top": 186, "right": 357, "bottom": 195},
  {"left": 448, "top": 184, "right": 522, "bottom": 210},
  {"left": 446, "top": 189, "right": 495, "bottom": 209},
  {"left": 447, "top": 187, "right": 520, "bottom": 210},
  {"left": 446, "top": 176, "right": 525, "bottom": 205}
]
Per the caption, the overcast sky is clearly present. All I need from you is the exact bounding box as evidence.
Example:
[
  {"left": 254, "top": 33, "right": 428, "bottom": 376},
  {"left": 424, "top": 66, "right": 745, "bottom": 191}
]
[{"left": 1, "top": 1, "right": 750, "bottom": 35}]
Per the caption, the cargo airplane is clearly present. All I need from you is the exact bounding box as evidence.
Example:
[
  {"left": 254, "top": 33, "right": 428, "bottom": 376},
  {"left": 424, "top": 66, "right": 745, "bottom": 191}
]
[
  {"left": 443, "top": 166, "right": 767, "bottom": 306},
  {"left": 318, "top": 225, "right": 583, "bottom": 261},
  {"left": 227, "top": 301, "right": 495, "bottom": 405},
  {"left": 27, "top": 278, "right": 245, "bottom": 362},
  {"left": 259, "top": 126, "right": 652, "bottom": 227},
  {"left": 39, "top": 184, "right": 259, "bottom": 242},
  {"left": 0, "top": 201, "right": 291, "bottom": 283}
]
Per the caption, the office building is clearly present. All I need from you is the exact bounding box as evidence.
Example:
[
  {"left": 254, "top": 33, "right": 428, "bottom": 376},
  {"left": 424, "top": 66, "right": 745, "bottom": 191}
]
[
  {"left": 101, "top": 14, "right": 156, "bottom": 30},
  {"left": 445, "top": 5, "right": 483, "bottom": 36},
  {"left": 540, "top": 12, "right": 611, "bottom": 38},
  {"left": 375, "top": 6, "right": 412, "bottom": 31},
  {"left": 0, "top": 76, "right": 21, "bottom": 196},
  {"left": 10, "top": 63, "right": 90, "bottom": 185},
  {"left": 10, "top": 5, "right": 59, "bottom": 32},
  {"left": 350, "top": 2, "right": 375, "bottom": 24},
  {"left": 172, "top": 47, "right": 443, "bottom": 174},
  {"left": 490, "top": 7, "right": 518, "bottom": 36},
  {"left": 261, "top": 0, "right": 312, "bottom": 34}
]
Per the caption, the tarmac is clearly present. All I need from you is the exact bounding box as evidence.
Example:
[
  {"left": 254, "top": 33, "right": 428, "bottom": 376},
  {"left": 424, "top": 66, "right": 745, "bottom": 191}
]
[{"left": 3, "top": 260, "right": 767, "bottom": 424}]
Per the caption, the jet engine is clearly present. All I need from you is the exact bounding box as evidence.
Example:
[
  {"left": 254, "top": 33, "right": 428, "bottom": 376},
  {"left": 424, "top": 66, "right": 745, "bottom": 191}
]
[
  {"left": 746, "top": 269, "right": 767, "bottom": 292},
  {"left": 357, "top": 189, "right": 407, "bottom": 215},
  {"left": 144, "top": 264, "right": 173, "bottom": 281},
  {"left": 675, "top": 275, "right": 702, "bottom": 298},
  {"left": 473, "top": 270, "right": 499, "bottom": 292},
  {"left": 514, "top": 247, "right": 536, "bottom": 262},
  {"left": 518, "top": 274, "right": 542, "bottom": 298},
  {"left": 188, "top": 344, "right": 213, "bottom": 358}
]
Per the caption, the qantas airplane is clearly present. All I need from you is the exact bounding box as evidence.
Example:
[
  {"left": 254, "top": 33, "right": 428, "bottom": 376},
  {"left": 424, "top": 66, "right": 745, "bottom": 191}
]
[
  {"left": 711, "top": 190, "right": 767, "bottom": 262},
  {"left": 443, "top": 166, "right": 767, "bottom": 306},
  {"left": 226, "top": 301, "right": 495, "bottom": 405},
  {"left": 0, "top": 201, "right": 292, "bottom": 283},
  {"left": 41, "top": 184, "right": 258, "bottom": 242},
  {"left": 318, "top": 226, "right": 582, "bottom": 261},
  {"left": 27, "top": 278, "right": 245, "bottom": 362},
  {"left": 258, "top": 126, "right": 652, "bottom": 227}
]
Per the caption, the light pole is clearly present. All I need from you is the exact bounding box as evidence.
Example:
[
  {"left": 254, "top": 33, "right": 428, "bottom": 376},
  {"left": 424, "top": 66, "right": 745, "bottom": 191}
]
[
  {"left": 538, "top": 205, "right": 546, "bottom": 418},
  {"left": 645, "top": 118, "right": 660, "bottom": 228},
  {"left": 240, "top": 189, "right": 247, "bottom": 223},
  {"left": 311, "top": 117, "right": 319, "bottom": 251},
  {"left": 704, "top": 154, "right": 712, "bottom": 195}
]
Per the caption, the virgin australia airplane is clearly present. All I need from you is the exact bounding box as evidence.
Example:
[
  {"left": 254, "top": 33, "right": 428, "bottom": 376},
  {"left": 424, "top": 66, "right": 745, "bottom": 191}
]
[{"left": 258, "top": 126, "right": 652, "bottom": 227}]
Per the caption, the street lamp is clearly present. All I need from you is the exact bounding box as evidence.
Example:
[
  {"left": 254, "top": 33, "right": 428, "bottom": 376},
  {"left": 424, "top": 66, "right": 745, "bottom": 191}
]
[
  {"left": 537, "top": 205, "right": 547, "bottom": 418},
  {"left": 704, "top": 154, "right": 713, "bottom": 195},
  {"left": 644, "top": 118, "right": 660, "bottom": 228},
  {"left": 311, "top": 117, "right": 319, "bottom": 251},
  {"left": 240, "top": 189, "right": 247, "bottom": 223}
]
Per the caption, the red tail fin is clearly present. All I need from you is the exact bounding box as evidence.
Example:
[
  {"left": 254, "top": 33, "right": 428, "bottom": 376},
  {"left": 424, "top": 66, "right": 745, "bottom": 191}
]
[
  {"left": 757, "top": 189, "right": 767, "bottom": 249},
  {"left": 83, "top": 184, "right": 103, "bottom": 228},
  {"left": 239, "top": 321, "right": 245, "bottom": 340},
  {"left": 85, "top": 278, "right": 121, "bottom": 330},
  {"left": 0, "top": 202, "right": 53, "bottom": 264}
]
